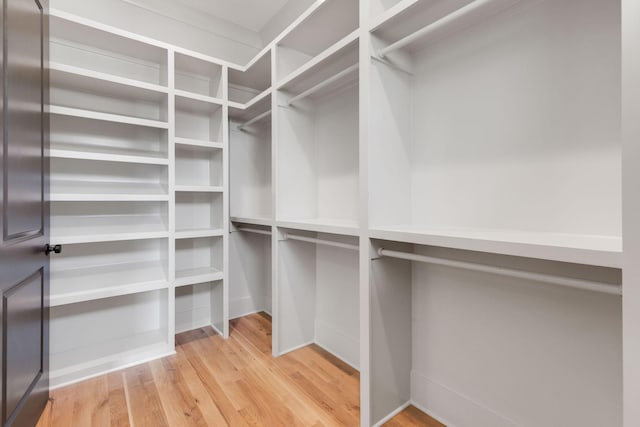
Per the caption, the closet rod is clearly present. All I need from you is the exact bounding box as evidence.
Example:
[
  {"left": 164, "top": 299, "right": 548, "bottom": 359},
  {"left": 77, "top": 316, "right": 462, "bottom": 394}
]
[
  {"left": 237, "top": 227, "right": 272, "bottom": 236},
  {"left": 287, "top": 64, "right": 359, "bottom": 106},
  {"left": 377, "top": 0, "right": 495, "bottom": 58},
  {"left": 377, "top": 248, "right": 622, "bottom": 296},
  {"left": 282, "top": 232, "right": 358, "bottom": 251},
  {"left": 239, "top": 110, "right": 271, "bottom": 130}
]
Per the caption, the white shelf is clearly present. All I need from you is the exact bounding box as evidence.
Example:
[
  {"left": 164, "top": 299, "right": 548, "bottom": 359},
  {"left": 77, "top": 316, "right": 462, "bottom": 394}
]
[
  {"left": 52, "top": 231, "right": 169, "bottom": 245},
  {"left": 51, "top": 181, "right": 168, "bottom": 201},
  {"left": 51, "top": 261, "right": 168, "bottom": 306},
  {"left": 371, "top": 0, "right": 523, "bottom": 57},
  {"left": 229, "top": 94, "right": 271, "bottom": 126},
  {"left": 175, "top": 96, "right": 224, "bottom": 142},
  {"left": 238, "top": 87, "right": 272, "bottom": 110},
  {"left": 175, "top": 267, "right": 224, "bottom": 287},
  {"left": 369, "top": 0, "right": 418, "bottom": 31},
  {"left": 174, "top": 89, "right": 224, "bottom": 106},
  {"left": 175, "top": 185, "right": 224, "bottom": 193},
  {"left": 49, "top": 11, "right": 168, "bottom": 87},
  {"left": 174, "top": 52, "right": 223, "bottom": 99},
  {"left": 50, "top": 105, "right": 169, "bottom": 129},
  {"left": 174, "top": 137, "right": 223, "bottom": 150},
  {"left": 275, "top": 0, "right": 358, "bottom": 81},
  {"left": 50, "top": 143, "right": 169, "bottom": 165},
  {"left": 50, "top": 65, "right": 168, "bottom": 123},
  {"left": 175, "top": 229, "right": 224, "bottom": 239},
  {"left": 228, "top": 50, "right": 271, "bottom": 104},
  {"left": 277, "top": 218, "right": 360, "bottom": 236},
  {"left": 176, "top": 147, "right": 223, "bottom": 188},
  {"left": 49, "top": 287, "right": 171, "bottom": 388},
  {"left": 50, "top": 62, "right": 168, "bottom": 96},
  {"left": 51, "top": 193, "right": 169, "bottom": 202},
  {"left": 277, "top": 30, "right": 359, "bottom": 90},
  {"left": 369, "top": 225, "right": 622, "bottom": 268},
  {"left": 231, "top": 216, "right": 273, "bottom": 227}
]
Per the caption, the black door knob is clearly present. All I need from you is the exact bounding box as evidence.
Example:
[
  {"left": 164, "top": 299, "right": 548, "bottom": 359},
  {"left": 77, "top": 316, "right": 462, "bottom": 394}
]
[{"left": 45, "top": 244, "right": 62, "bottom": 255}]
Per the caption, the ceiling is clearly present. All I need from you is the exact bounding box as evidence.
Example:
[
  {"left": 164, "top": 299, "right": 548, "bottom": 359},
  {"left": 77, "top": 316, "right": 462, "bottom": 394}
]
[{"left": 176, "top": 0, "right": 292, "bottom": 32}]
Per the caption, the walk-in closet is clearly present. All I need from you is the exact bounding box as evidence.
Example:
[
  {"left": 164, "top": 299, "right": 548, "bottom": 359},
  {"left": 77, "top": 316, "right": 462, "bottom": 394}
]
[{"left": 1, "top": 0, "right": 639, "bottom": 426}]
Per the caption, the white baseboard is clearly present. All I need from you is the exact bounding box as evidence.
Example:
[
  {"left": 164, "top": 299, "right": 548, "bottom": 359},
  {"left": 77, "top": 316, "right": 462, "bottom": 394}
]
[
  {"left": 411, "top": 371, "right": 520, "bottom": 427},
  {"left": 50, "top": 346, "right": 175, "bottom": 389}
]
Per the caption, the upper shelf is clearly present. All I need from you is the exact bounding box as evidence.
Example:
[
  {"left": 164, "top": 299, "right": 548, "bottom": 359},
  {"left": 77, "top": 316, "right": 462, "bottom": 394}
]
[
  {"left": 50, "top": 62, "right": 168, "bottom": 96},
  {"left": 228, "top": 50, "right": 271, "bottom": 105},
  {"left": 229, "top": 91, "right": 271, "bottom": 127},
  {"left": 369, "top": 0, "right": 418, "bottom": 28},
  {"left": 49, "top": 106, "right": 169, "bottom": 130},
  {"left": 231, "top": 216, "right": 274, "bottom": 228},
  {"left": 276, "top": 0, "right": 359, "bottom": 81},
  {"left": 50, "top": 143, "right": 169, "bottom": 166},
  {"left": 50, "top": 13, "right": 168, "bottom": 86},
  {"left": 277, "top": 35, "right": 359, "bottom": 104},
  {"left": 369, "top": 225, "right": 622, "bottom": 268},
  {"left": 175, "top": 52, "right": 224, "bottom": 100},
  {"left": 371, "top": 0, "right": 523, "bottom": 59}
]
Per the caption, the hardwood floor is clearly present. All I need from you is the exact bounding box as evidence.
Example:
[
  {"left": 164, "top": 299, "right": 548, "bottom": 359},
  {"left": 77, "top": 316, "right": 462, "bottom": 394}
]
[{"left": 37, "top": 312, "right": 443, "bottom": 426}]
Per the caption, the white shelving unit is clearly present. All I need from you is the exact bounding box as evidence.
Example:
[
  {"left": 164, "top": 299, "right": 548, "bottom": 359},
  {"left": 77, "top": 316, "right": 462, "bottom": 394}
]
[
  {"left": 48, "top": 10, "right": 229, "bottom": 387},
  {"left": 366, "top": 0, "right": 624, "bottom": 425}
]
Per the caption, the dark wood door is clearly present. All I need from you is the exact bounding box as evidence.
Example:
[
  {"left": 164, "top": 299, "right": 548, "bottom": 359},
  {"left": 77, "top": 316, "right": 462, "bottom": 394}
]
[{"left": 0, "top": 0, "right": 50, "bottom": 426}]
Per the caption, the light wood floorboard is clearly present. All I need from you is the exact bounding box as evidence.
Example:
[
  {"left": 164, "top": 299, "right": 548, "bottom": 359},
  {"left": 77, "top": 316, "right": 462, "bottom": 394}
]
[{"left": 37, "top": 312, "right": 442, "bottom": 426}]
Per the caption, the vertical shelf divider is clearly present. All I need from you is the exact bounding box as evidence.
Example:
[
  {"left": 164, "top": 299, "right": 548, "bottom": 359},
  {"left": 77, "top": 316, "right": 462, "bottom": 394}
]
[
  {"left": 271, "top": 46, "right": 280, "bottom": 358},
  {"left": 222, "top": 65, "right": 230, "bottom": 339},
  {"left": 167, "top": 49, "right": 177, "bottom": 348}
]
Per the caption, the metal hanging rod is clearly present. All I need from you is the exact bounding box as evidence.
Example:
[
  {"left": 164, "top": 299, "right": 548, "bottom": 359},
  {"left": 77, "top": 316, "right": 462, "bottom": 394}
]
[
  {"left": 237, "top": 227, "right": 272, "bottom": 236},
  {"left": 376, "top": 248, "right": 622, "bottom": 296},
  {"left": 238, "top": 110, "right": 271, "bottom": 131},
  {"left": 377, "top": 0, "right": 496, "bottom": 58},
  {"left": 282, "top": 232, "right": 358, "bottom": 251},
  {"left": 287, "top": 64, "right": 359, "bottom": 106}
]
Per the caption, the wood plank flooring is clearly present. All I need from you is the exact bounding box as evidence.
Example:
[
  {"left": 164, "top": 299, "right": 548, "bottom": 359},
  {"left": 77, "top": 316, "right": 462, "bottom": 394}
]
[{"left": 37, "top": 312, "right": 443, "bottom": 427}]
